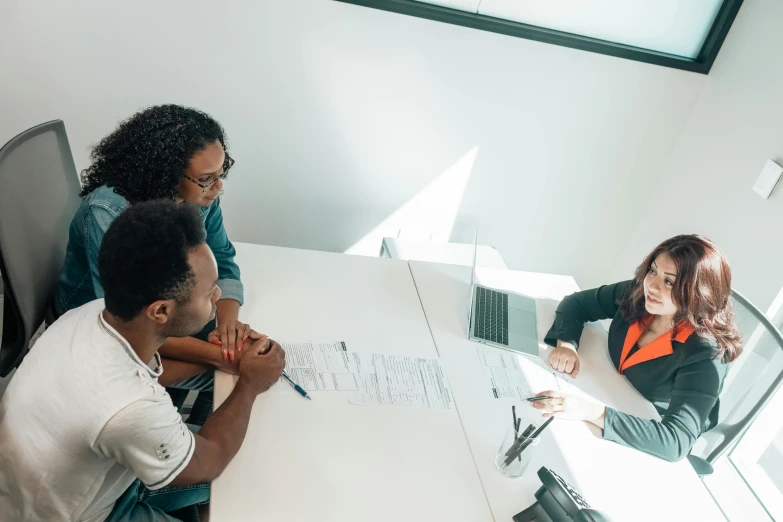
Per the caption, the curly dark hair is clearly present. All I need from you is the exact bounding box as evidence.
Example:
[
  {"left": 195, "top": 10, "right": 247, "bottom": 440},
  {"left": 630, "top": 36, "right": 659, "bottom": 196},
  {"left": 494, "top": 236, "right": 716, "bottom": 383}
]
[
  {"left": 619, "top": 235, "right": 743, "bottom": 363},
  {"left": 99, "top": 200, "right": 207, "bottom": 321},
  {"left": 80, "top": 104, "right": 234, "bottom": 204}
]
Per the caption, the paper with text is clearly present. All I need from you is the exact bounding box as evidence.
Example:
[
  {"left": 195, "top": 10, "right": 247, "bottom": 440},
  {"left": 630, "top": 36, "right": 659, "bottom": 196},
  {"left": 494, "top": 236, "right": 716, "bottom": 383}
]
[
  {"left": 479, "top": 346, "right": 571, "bottom": 400},
  {"left": 350, "top": 353, "right": 455, "bottom": 411},
  {"left": 479, "top": 347, "right": 532, "bottom": 399},
  {"left": 282, "top": 341, "right": 360, "bottom": 391}
]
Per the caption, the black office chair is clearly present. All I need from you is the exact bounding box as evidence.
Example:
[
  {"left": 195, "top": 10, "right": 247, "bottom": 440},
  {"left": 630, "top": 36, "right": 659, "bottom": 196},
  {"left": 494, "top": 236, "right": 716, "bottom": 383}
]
[
  {"left": 0, "top": 120, "right": 81, "bottom": 377},
  {"left": 688, "top": 289, "right": 783, "bottom": 476}
]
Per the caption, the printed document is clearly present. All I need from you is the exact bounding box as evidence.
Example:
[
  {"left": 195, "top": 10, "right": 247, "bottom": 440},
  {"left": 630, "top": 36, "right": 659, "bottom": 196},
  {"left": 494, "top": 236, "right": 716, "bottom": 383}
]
[
  {"left": 282, "top": 341, "right": 360, "bottom": 391},
  {"left": 350, "top": 353, "right": 455, "bottom": 411}
]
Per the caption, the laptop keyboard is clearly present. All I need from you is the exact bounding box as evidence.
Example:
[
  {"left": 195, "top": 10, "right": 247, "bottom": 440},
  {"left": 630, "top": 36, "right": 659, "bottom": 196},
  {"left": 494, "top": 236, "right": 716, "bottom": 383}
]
[{"left": 474, "top": 286, "right": 509, "bottom": 346}]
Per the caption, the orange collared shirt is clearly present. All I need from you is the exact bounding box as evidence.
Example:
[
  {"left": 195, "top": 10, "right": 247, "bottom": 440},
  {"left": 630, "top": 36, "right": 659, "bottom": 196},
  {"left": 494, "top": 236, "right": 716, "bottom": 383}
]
[{"left": 619, "top": 316, "right": 696, "bottom": 374}]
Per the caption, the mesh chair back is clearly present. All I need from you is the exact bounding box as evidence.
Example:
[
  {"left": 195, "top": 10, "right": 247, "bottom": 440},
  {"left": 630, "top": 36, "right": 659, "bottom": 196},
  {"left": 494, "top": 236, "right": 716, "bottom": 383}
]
[
  {"left": 0, "top": 121, "right": 81, "bottom": 376},
  {"left": 691, "top": 290, "right": 783, "bottom": 463}
]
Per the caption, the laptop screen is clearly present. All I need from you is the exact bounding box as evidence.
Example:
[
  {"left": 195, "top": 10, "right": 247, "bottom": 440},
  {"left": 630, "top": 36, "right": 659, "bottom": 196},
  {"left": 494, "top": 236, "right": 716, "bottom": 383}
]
[{"left": 466, "top": 230, "right": 478, "bottom": 338}]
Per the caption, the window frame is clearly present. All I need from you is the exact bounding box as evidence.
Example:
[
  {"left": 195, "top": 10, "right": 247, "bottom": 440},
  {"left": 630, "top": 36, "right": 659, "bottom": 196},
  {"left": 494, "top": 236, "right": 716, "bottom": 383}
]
[
  {"left": 334, "top": 0, "right": 744, "bottom": 74},
  {"left": 728, "top": 383, "right": 783, "bottom": 520}
]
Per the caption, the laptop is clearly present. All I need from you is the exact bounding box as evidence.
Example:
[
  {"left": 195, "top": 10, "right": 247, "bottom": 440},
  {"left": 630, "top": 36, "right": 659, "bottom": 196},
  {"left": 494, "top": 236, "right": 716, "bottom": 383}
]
[{"left": 466, "top": 233, "right": 540, "bottom": 357}]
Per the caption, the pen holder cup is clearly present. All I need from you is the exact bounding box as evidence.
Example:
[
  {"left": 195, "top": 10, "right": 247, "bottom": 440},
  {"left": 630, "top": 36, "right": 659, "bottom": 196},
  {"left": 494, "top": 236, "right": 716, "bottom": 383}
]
[{"left": 495, "top": 423, "right": 540, "bottom": 478}]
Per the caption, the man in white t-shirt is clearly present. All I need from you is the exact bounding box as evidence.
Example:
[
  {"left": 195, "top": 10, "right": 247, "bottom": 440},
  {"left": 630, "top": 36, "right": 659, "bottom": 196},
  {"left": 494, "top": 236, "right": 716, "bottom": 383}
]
[{"left": 0, "top": 201, "right": 286, "bottom": 521}]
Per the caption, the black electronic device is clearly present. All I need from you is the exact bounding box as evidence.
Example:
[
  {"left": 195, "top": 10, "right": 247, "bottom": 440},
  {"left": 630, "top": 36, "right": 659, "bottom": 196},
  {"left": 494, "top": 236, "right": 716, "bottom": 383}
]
[{"left": 513, "top": 467, "right": 614, "bottom": 522}]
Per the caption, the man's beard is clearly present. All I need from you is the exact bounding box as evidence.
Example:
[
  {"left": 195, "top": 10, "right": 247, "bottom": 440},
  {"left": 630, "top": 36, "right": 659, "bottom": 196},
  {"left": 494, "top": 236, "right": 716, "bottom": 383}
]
[{"left": 160, "top": 303, "right": 212, "bottom": 339}]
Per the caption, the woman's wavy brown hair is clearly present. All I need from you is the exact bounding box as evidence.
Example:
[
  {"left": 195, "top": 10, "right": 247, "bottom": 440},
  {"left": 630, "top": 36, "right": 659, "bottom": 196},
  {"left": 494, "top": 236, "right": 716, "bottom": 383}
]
[{"left": 619, "top": 235, "right": 743, "bottom": 362}]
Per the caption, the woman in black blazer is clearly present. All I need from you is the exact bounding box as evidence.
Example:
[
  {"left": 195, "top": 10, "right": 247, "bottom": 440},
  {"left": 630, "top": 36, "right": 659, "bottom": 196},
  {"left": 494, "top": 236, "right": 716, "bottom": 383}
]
[{"left": 533, "top": 235, "right": 742, "bottom": 461}]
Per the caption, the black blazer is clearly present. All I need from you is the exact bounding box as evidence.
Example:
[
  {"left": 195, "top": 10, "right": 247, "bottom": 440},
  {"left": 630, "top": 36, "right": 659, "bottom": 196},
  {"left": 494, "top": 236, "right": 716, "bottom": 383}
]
[{"left": 544, "top": 281, "right": 728, "bottom": 462}]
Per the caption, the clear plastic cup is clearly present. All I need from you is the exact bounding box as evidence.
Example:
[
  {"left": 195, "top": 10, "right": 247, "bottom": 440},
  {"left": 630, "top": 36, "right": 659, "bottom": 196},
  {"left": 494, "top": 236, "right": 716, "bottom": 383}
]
[{"left": 495, "top": 422, "right": 540, "bottom": 478}]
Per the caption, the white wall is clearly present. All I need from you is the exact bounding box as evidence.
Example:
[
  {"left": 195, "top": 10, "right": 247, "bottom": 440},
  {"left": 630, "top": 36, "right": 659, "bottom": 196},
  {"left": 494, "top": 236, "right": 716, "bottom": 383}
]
[
  {"left": 616, "top": 0, "right": 783, "bottom": 311},
  {"left": 0, "top": 0, "right": 707, "bottom": 288}
]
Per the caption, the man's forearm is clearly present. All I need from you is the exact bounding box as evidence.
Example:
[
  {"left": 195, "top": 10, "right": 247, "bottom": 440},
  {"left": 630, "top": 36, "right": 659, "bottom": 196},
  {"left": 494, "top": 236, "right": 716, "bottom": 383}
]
[{"left": 159, "top": 336, "right": 223, "bottom": 368}]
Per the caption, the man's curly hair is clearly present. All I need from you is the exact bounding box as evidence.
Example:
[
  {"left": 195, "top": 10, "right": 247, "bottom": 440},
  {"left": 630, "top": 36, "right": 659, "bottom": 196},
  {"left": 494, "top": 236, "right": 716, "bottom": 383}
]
[
  {"left": 99, "top": 200, "right": 206, "bottom": 321},
  {"left": 80, "top": 104, "right": 234, "bottom": 204}
]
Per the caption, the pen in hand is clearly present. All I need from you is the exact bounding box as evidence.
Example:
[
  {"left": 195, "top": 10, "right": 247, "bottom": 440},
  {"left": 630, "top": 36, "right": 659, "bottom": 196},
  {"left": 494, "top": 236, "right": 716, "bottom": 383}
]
[{"left": 526, "top": 395, "right": 553, "bottom": 402}]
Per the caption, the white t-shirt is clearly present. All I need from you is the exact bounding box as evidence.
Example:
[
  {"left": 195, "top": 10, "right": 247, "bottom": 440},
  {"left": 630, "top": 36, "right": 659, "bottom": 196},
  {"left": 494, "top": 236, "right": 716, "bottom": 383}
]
[{"left": 0, "top": 300, "right": 195, "bottom": 522}]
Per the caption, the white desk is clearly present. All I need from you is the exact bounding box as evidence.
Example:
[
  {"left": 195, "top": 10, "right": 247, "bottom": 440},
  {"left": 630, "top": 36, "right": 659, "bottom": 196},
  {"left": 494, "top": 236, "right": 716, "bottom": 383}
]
[
  {"left": 408, "top": 261, "right": 726, "bottom": 522},
  {"left": 211, "top": 244, "right": 494, "bottom": 522},
  {"left": 380, "top": 237, "right": 507, "bottom": 269}
]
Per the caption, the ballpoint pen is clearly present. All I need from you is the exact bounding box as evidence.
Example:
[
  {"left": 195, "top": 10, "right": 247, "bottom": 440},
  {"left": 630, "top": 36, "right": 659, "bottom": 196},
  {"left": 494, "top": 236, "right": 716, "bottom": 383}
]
[
  {"left": 526, "top": 395, "right": 553, "bottom": 402},
  {"left": 503, "top": 417, "right": 554, "bottom": 468},
  {"left": 281, "top": 371, "right": 312, "bottom": 401},
  {"left": 504, "top": 423, "right": 535, "bottom": 459}
]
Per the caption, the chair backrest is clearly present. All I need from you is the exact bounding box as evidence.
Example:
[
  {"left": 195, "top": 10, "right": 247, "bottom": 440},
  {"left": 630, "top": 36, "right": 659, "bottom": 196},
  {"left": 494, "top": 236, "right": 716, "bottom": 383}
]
[
  {"left": 690, "top": 289, "right": 783, "bottom": 463},
  {"left": 0, "top": 121, "right": 81, "bottom": 377}
]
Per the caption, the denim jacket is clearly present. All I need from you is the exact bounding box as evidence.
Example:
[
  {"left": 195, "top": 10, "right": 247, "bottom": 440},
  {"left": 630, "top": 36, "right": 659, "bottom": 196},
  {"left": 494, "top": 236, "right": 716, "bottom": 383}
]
[{"left": 54, "top": 185, "right": 243, "bottom": 315}]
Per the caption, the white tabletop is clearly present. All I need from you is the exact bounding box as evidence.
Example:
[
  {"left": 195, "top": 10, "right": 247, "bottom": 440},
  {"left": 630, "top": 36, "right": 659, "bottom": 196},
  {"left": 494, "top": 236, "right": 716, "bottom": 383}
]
[
  {"left": 408, "top": 261, "right": 726, "bottom": 522},
  {"left": 211, "top": 244, "right": 494, "bottom": 522}
]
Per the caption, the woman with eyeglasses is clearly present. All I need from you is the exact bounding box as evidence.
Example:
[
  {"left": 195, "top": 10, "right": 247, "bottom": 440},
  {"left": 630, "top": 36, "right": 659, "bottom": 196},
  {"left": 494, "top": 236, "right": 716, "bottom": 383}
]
[{"left": 53, "top": 104, "right": 253, "bottom": 423}]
